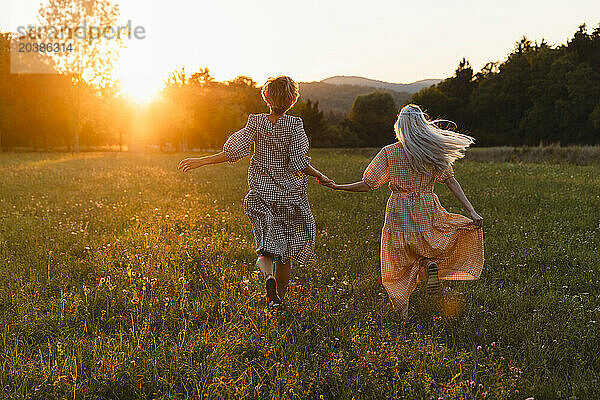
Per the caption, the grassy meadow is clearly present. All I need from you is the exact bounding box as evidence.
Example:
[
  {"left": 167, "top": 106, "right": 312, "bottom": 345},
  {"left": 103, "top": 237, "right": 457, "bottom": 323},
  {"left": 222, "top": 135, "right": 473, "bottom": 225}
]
[{"left": 0, "top": 150, "right": 599, "bottom": 399}]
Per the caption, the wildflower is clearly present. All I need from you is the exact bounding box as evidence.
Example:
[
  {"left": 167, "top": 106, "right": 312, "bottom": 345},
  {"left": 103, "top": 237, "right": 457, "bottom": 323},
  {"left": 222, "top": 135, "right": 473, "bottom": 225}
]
[{"left": 477, "top": 345, "right": 482, "bottom": 350}]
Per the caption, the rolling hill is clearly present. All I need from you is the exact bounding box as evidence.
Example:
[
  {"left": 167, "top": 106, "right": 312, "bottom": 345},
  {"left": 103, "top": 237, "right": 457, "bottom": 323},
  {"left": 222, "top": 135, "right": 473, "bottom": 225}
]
[
  {"left": 298, "top": 76, "right": 440, "bottom": 118},
  {"left": 321, "top": 76, "right": 441, "bottom": 94}
]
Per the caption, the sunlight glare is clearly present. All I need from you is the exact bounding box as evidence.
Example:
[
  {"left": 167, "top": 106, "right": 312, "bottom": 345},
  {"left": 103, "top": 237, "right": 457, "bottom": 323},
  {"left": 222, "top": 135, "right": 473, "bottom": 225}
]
[{"left": 115, "top": 72, "right": 163, "bottom": 104}]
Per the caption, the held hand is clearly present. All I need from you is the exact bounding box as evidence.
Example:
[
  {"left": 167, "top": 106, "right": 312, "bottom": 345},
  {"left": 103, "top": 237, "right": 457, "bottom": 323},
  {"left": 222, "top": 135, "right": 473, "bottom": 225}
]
[
  {"left": 469, "top": 210, "right": 483, "bottom": 228},
  {"left": 178, "top": 158, "right": 204, "bottom": 173},
  {"left": 317, "top": 177, "right": 337, "bottom": 190},
  {"left": 317, "top": 173, "right": 334, "bottom": 185}
]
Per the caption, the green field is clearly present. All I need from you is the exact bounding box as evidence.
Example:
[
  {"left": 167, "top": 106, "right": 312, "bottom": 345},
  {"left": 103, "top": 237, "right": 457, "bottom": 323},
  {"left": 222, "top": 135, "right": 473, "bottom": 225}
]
[{"left": 0, "top": 150, "right": 599, "bottom": 399}]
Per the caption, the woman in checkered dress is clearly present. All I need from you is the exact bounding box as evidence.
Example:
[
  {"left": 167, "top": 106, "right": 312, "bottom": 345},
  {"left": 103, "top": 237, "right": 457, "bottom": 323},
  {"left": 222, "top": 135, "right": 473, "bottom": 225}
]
[
  {"left": 179, "top": 76, "right": 332, "bottom": 306},
  {"left": 322, "top": 104, "right": 484, "bottom": 319}
]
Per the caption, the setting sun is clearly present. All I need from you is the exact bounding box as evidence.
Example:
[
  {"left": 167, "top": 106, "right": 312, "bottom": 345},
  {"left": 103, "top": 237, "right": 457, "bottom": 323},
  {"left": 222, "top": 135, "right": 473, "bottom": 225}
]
[{"left": 115, "top": 70, "right": 163, "bottom": 103}]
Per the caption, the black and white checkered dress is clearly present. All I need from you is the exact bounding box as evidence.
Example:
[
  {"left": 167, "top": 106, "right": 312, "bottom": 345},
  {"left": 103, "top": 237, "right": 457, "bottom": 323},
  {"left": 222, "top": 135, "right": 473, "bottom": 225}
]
[{"left": 223, "top": 113, "right": 316, "bottom": 264}]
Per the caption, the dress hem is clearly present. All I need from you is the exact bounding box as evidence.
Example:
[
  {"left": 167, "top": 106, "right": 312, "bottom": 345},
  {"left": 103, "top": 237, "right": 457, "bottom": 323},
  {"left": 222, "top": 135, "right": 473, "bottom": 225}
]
[{"left": 439, "top": 269, "right": 481, "bottom": 281}]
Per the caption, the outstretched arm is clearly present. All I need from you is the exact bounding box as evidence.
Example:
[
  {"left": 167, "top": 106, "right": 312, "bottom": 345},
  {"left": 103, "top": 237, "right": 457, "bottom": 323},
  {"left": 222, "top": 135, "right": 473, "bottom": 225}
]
[
  {"left": 444, "top": 177, "right": 483, "bottom": 227},
  {"left": 302, "top": 164, "right": 333, "bottom": 184},
  {"left": 323, "top": 180, "right": 371, "bottom": 192},
  {"left": 179, "top": 115, "right": 257, "bottom": 173},
  {"left": 178, "top": 152, "right": 229, "bottom": 173},
  {"left": 321, "top": 147, "right": 388, "bottom": 193}
]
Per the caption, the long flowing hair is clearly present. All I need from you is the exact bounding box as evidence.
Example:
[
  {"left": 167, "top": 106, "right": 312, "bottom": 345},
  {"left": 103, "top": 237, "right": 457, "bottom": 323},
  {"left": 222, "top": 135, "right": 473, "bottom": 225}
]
[{"left": 394, "top": 104, "right": 474, "bottom": 174}]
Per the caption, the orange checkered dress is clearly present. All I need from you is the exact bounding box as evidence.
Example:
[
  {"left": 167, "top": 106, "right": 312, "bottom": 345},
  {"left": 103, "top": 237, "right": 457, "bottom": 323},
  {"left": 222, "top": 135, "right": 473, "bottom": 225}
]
[{"left": 363, "top": 142, "right": 484, "bottom": 309}]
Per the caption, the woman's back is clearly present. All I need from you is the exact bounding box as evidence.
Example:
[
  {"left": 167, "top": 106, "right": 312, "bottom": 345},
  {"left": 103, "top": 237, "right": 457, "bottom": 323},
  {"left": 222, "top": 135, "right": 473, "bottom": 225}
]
[
  {"left": 252, "top": 113, "right": 306, "bottom": 168},
  {"left": 223, "top": 113, "right": 311, "bottom": 201},
  {"left": 365, "top": 142, "right": 454, "bottom": 194},
  {"left": 322, "top": 103, "right": 484, "bottom": 314}
]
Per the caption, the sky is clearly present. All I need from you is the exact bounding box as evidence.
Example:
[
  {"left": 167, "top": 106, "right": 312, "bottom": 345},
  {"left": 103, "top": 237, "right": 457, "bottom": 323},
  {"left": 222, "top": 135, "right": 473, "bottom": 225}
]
[{"left": 2, "top": 0, "right": 600, "bottom": 101}]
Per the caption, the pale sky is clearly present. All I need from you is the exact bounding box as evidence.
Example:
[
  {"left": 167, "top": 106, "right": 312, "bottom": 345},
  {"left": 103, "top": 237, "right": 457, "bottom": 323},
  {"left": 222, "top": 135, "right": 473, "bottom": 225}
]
[{"left": 2, "top": 0, "right": 600, "bottom": 101}]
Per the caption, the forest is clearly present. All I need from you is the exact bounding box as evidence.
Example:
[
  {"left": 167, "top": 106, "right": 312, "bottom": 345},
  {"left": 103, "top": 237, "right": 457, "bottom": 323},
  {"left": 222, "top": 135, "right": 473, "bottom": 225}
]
[
  {"left": 412, "top": 24, "right": 600, "bottom": 146},
  {"left": 298, "top": 81, "right": 410, "bottom": 123},
  {"left": 1, "top": 23, "right": 599, "bottom": 151}
]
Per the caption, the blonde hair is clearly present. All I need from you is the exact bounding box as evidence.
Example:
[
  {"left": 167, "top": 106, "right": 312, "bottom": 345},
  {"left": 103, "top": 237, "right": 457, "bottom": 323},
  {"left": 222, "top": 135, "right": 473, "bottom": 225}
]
[
  {"left": 395, "top": 104, "right": 474, "bottom": 174},
  {"left": 261, "top": 76, "right": 299, "bottom": 114}
]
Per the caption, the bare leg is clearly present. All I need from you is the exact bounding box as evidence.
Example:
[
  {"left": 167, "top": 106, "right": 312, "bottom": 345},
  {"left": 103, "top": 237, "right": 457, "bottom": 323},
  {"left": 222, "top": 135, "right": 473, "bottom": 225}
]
[
  {"left": 256, "top": 255, "right": 275, "bottom": 279},
  {"left": 399, "top": 302, "right": 409, "bottom": 321},
  {"left": 274, "top": 260, "right": 291, "bottom": 299},
  {"left": 257, "top": 255, "right": 281, "bottom": 305}
]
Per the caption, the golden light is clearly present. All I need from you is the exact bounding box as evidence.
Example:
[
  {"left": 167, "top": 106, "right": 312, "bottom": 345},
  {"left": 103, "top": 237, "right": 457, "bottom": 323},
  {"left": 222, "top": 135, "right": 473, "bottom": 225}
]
[
  {"left": 441, "top": 292, "right": 464, "bottom": 319},
  {"left": 115, "top": 72, "right": 163, "bottom": 104}
]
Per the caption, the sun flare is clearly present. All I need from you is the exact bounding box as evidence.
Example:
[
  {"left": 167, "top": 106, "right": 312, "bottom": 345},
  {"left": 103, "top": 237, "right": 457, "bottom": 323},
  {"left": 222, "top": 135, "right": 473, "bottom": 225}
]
[{"left": 115, "top": 72, "right": 163, "bottom": 104}]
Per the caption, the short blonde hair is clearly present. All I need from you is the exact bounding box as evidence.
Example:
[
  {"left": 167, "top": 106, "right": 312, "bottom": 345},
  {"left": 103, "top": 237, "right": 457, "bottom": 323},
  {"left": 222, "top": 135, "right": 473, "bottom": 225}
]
[{"left": 261, "top": 76, "right": 299, "bottom": 114}]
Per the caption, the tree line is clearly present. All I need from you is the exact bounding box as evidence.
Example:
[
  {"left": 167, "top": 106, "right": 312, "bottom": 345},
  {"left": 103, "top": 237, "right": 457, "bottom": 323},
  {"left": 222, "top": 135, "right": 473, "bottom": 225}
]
[
  {"left": 411, "top": 24, "right": 600, "bottom": 146},
  {"left": 0, "top": 28, "right": 399, "bottom": 152},
  {"left": 301, "top": 23, "right": 600, "bottom": 148},
  {"left": 298, "top": 81, "right": 410, "bottom": 123},
  {"left": 1, "top": 22, "right": 599, "bottom": 151},
  {"left": 153, "top": 21, "right": 600, "bottom": 149}
]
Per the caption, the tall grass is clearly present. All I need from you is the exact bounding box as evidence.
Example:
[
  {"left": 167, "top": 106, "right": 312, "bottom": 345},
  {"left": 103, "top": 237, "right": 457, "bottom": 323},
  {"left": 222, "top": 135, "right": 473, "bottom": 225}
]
[
  {"left": 465, "top": 145, "right": 600, "bottom": 165},
  {"left": 3, "top": 144, "right": 600, "bottom": 166},
  {"left": 0, "top": 151, "right": 598, "bottom": 399}
]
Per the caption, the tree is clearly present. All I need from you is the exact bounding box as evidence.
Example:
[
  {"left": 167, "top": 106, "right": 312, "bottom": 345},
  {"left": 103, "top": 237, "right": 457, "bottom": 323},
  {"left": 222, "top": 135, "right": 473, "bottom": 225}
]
[
  {"left": 411, "top": 58, "right": 475, "bottom": 128},
  {"left": 412, "top": 26, "right": 600, "bottom": 146},
  {"left": 590, "top": 102, "right": 600, "bottom": 132},
  {"left": 563, "top": 62, "right": 600, "bottom": 143},
  {"left": 347, "top": 91, "right": 397, "bottom": 146},
  {"left": 0, "top": 32, "right": 10, "bottom": 151},
  {"left": 290, "top": 99, "right": 329, "bottom": 146},
  {"left": 37, "top": 0, "right": 122, "bottom": 152}
]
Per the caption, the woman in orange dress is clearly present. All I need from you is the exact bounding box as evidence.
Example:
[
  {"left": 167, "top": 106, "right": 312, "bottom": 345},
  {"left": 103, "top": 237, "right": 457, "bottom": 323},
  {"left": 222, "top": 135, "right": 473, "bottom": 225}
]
[{"left": 322, "top": 104, "right": 484, "bottom": 318}]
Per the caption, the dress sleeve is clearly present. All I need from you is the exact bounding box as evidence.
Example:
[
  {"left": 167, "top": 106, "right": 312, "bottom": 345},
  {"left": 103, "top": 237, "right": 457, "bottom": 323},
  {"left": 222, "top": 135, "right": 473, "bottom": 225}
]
[
  {"left": 362, "top": 148, "right": 390, "bottom": 189},
  {"left": 289, "top": 118, "right": 311, "bottom": 171},
  {"left": 223, "top": 114, "right": 257, "bottom": 162},
  {"left": 436, "top": 163, "right": 455, "bottom": 183}
]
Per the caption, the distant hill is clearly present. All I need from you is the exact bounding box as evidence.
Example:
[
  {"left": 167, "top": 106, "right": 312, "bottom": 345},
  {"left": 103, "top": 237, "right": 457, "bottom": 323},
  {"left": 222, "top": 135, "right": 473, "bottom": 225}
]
[
  {"left": 321, "top": 76, "right": 441, "bottom": 94},
  {"left": 298, "top": 76, "right": 440, "bottom": 119},
  {"left": 298, "top": 82, "right": 411, "bottom": 118}
]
